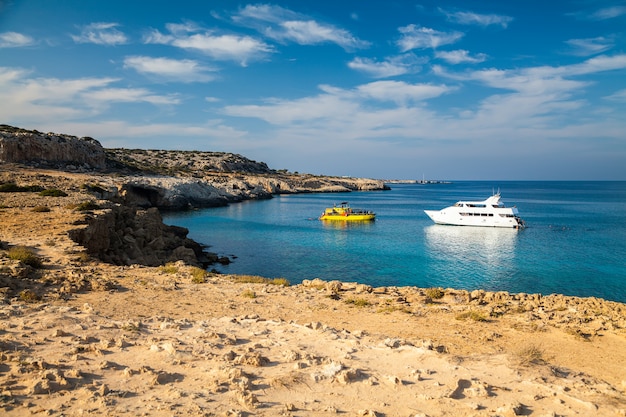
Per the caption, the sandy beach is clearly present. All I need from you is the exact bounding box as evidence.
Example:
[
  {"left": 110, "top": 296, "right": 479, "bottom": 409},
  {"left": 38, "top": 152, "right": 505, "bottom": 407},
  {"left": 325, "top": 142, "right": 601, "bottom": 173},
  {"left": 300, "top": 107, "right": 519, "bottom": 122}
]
[{"left": 2, "top": 166, "right": 626, "bottom": 416}]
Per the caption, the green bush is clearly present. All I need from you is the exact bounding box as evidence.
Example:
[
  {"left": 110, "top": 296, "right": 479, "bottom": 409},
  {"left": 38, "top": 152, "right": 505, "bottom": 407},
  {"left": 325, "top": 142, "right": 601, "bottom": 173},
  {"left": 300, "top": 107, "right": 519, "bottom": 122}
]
[{"left": 32, "top": 205, "right": 51, "bottom": 213}]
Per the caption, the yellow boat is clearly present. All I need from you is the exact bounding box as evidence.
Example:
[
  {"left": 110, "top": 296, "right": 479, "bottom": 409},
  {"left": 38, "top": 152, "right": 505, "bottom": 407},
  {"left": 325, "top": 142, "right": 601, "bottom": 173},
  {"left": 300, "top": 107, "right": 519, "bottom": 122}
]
[{"left": 319, "top": 202, "right": 376, "bottom": 221}]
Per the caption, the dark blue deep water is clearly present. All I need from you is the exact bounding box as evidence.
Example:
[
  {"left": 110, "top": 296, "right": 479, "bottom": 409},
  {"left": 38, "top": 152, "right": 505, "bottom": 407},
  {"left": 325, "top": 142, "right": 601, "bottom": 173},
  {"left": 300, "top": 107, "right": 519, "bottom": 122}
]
[{"left": 163, "top": 181, "right": 626, "bottom": 302}]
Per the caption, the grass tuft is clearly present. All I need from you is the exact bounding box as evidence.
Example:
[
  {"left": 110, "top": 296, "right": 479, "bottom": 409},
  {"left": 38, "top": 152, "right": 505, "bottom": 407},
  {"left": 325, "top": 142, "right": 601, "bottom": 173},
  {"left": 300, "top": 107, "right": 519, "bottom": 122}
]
[
  {"left": 425, "top": 287, "right": 445, "bottom": 299},
  {"left": 233, "top": 275, "right": 290, "bottom": 286},
  {"left": 19, "top": 289, "right": 41, "bottom": 303},
  {"left": 160, "top": 263, "right": 179, "bottom": 274},
  {"left": 39, "top": 188, "right": 68, "bottom": 197},
  {"left": 514, "top": 344, "right": 546, "bottom": 366},
  {"left": 190, "top": 267, "right": 207, "bottom": 283},
  {"left": 8, "top": 246, "right": 43, "bottom": 268},
  {"left": 345, "top": 297, "right": 371, "bottom": 307},
  {"left": 241, "top": 289, "right": 256, "bottom": 299},
  {"left": 455, "top": 310, "right": 488, "bottom": 322},
  {"left": 73, "top": 201, "right": 100, "bottom": 211}
]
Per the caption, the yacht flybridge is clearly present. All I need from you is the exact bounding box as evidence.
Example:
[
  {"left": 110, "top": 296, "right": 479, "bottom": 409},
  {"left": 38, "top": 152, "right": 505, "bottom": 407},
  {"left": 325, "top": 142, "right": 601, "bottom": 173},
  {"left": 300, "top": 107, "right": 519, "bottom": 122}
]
[{"left": 424, "top": 193, "right": 525, "bottom": 229}]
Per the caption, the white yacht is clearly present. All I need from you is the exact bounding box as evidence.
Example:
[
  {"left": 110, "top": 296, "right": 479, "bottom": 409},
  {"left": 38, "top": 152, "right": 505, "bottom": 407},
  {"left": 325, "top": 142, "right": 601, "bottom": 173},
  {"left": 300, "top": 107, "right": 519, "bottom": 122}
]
[{"left": 424, "top": 193, "right": 525, "bottom": 229}]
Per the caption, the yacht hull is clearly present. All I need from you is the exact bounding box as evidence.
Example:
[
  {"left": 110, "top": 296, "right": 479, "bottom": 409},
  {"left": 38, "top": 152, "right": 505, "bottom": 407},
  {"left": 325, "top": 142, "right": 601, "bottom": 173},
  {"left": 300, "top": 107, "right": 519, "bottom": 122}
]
[
  {"left": 424, "top": 209, "right": 521, "bottom": 228},
  {"left": 424, "top": 193, "right": 525, "bottom": 229}
]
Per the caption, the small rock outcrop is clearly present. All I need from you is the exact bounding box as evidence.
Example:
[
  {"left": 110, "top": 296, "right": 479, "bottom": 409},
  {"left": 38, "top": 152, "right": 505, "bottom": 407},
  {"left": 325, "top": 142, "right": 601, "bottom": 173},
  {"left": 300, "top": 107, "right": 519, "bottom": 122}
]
[
  {"left": 69, "top": 206, "right": 216, "bottom": 267},
  {"left": 0, "top": 125, "right": 106, "bottom": 170}
]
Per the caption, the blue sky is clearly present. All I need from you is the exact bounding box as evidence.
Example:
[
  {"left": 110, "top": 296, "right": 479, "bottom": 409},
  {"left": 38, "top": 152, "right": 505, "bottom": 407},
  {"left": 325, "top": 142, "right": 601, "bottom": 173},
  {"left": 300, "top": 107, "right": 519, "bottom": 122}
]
[{"left": 1, "top": 0, "right": 625, "bottom": 180}]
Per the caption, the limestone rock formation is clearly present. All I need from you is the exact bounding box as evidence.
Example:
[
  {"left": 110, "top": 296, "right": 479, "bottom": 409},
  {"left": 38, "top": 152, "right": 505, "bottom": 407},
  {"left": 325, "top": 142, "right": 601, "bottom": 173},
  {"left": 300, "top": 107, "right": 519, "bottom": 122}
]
[
  {"left": 1, "top": 124, "right": 389, "bottom": 210},
  {"left": 0, "top": 125, "right": 106, "bottom": 170},
  {"left": 68, "top": 206, "right": 217, "bottom": 267}
]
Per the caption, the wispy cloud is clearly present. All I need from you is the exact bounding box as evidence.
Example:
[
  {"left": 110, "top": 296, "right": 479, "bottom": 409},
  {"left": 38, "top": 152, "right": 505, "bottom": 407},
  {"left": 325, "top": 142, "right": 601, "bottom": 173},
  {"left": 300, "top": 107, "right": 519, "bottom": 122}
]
[
  {"left": 81, "top": 88, "right": 179, "bottom": 106},
  {"left": 0, "top": 66, "right": 179, "bottom": 123},
  {"left": 144, "top": 24, "right": 273, "bottom": 66},
  {"left": 0, "top": 31, "right": 35, "bottom": 48},
  {"left": 221, "top": 54, "right": 626, "bottom": 161},
  {"left": 71, "top": 22, "right": 128, "bottom": 45},
  {"left": 348, "top": 54, "right": 425, "bottom": 78},
  {"left": 604, "top": 88, "right": 626, "bottom": 102},
  {"left": 589, "top": 6, "right": 626, "bottom": 20},
  {"left": 437, "top": 54, "right": 626, "bottom": 96},
  {"left": 223, "top": 80, "right": 452, "bottom": 124},
  {"left": 123, "top": 56, "right": 216, "bottom": 82},
  {"left": 231, "top": 4, "right": 370, "bottom": 51},
  {"left": 440, "top": 8, "right": 514, "bottom": 28},
  {"left": 396, "top": 25, "right": 463, "bottom": 52},
  {"left": 435, "top": 49, "right": 487, "bottom": 64},
  {"left": 565, "top": 37, "right": 614, "bottom": 56},
  {"left": 356, "top": 81, "right": 454, "bottom": 105}
]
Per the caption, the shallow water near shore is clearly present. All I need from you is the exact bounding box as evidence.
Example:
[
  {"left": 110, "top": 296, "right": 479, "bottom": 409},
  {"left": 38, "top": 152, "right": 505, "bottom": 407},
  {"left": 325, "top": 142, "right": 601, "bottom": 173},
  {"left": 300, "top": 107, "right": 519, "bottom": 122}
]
[{"left": 163, "top": 181, "right": 626, "bottom": 302}]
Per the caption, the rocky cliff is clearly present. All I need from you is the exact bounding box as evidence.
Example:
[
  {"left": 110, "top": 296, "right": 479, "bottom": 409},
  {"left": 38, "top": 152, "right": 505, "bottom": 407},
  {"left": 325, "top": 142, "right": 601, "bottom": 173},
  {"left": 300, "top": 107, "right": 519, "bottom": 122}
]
[
  {"left": 0, "top": 125, "right": 106, "bottom": 170},
  {"left": 0, "top": 125, "right": 389, "bottom": 210}
]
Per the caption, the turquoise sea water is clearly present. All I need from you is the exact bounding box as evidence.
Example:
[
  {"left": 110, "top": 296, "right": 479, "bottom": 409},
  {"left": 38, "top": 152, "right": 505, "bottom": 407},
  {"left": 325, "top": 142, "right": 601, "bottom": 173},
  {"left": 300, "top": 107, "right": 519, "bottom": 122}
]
[{"left": 163, "top": 181, "right": 626, "bottom": 303}]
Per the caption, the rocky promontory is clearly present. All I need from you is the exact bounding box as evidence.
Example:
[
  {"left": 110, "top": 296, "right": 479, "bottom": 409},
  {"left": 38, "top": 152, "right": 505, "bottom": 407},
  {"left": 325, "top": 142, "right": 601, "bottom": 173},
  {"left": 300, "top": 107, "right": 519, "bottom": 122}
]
[{"left": 1, "top": 125, "right": 389, "bottom": 210}]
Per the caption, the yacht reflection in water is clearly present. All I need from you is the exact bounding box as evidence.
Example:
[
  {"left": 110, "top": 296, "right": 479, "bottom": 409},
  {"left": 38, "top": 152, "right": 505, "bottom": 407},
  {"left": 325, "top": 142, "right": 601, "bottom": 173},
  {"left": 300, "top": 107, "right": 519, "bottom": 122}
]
[{"left": 424, "top": 225, "right": 519, "bottom": 284}]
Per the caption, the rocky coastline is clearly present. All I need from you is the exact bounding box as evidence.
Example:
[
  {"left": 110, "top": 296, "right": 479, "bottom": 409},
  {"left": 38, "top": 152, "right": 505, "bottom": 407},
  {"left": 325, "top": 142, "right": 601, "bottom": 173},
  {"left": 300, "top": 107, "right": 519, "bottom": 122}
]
[{"left": 1, "top": 125, "right": 626, "bottom": 416}]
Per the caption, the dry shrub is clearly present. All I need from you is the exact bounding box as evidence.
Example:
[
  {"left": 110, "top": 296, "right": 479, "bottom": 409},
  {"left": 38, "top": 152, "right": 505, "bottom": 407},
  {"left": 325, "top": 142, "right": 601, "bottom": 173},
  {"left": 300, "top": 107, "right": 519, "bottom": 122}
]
[
  {"left": 345, "top": 298, "right": 371, "bottom": 307},
  {"left": 515, "top": 344, "right": 546, "bottom": 366},
  {"left": 455, "top": 310, "right": 488, "bottom": 322},
  {"left": 32, "top": 205, "right": 51, "bottom": 213},
  {"left": 190, "top": 267, "right": 207, "bottom": 283},
  {"left": 160, "top": 263, "right": 179, "bottom": 274},
  {"left": 425, "top": 287, "right": 445, "bottom": 299},
  {"left": 233, "top": 275, "right": 290, "bottom": 286},
  {"left": 8, "top": 246, "right": 43, "bottom": 268},
  {"left": 241, "top": 289, "right": 256, "bottom": 299}
]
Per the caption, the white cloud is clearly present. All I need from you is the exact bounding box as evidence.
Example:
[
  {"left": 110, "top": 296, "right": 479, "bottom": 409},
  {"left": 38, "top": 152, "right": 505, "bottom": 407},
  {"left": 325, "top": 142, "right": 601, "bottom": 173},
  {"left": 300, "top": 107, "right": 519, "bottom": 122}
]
[
  {"left": 604, "top": 88, "right": 626, "bottom": 102},
  {"left": 435, "top": 49, "right": 487, "bottom": 64},
  {"left": 219, "top": 53, "right": 626, "bottom": 168},
  {"left": 124, "top": 56, "right": 216, "bottom": 82},
  {"left": 145, "top": 26, "right": 273, "bottom": 66},
  {"left": 223, "top": 80, "right": 452, "bottom": 124},
  {"left": 81, "top": 88, "right": 180, "bottom": 106},
  {"left": 437, "top": 54, "right": 626, "bottom": 96},
  {"left": 232, "top": 4, "right": 369, "bottom": 50},
  {"left": 0, "top": 67, "right": 180, "bottom": 123},
  {"left": 565, "top": 37, "right": 613, "bottom": 56},
  {"left": 356, "top": 81, "right": 453, "bottom": 104},
  {"left": 71, "top": 22, "right": 128, "bottom": 45},
  {"left": 0, "top": 31, "right": 35, "bottom": 48},
  {"left": 348, "top": 54, "right": 425, "bottom": 78},
  {"left": 396, "top": 25, "right": 463, "bottom": 52},
  {"left": 589, "top": 6, "right": 626, "bottom": 20},
  {"left": 440, "top": 8, "right": 514, "bottom": 28}
]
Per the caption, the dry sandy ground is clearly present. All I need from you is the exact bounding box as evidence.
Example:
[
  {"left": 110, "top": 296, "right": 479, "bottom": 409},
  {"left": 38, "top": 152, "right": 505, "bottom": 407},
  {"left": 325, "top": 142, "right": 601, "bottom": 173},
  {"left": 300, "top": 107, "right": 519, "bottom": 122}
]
[{"left": 1, "top": 166, "right": 626, "bottom": 416}]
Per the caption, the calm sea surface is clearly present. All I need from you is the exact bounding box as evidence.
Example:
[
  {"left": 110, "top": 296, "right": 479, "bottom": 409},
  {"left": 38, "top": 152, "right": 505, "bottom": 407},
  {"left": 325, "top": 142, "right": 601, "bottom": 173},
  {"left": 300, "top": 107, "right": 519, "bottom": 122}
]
[{"left": 163, "top": 181, "right": 626, "bottom": 303}]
